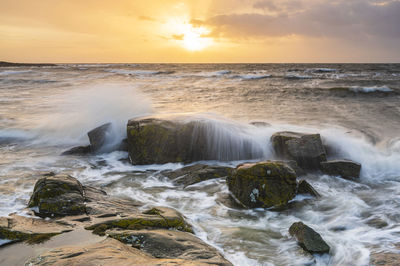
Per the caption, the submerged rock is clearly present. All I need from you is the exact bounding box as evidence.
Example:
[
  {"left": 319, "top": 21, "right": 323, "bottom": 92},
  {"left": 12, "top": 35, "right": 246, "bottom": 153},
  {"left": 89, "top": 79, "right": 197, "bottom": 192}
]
[
  {"left": 297, "top": 180, "right": 320, "bottom": 198},
  {"left": 371, "top": 250, "right": 400, "bottom": 266},
  {"left": 289, "top": 221, "right": 330, "bottom": 254},
  {"left": 28, "top": 173, "right": 86, "bottom": 218},
  {"left": 320, "top": 159, "right": 361, "bottom": 179},
  {"left": 108, "top": 229, "right": 231, "bottom": 265},
  {"left": 161, "top": 164, "right": 233, "bottom": 187},
  {"left": 226, "top": 161, "right": 297, "bottom": 208},
  {"left": 61, "top": 145, "right": 91, "bottom": 156},
  {"left": 271, "top": 131, "right": 327, "bottom": 170}
]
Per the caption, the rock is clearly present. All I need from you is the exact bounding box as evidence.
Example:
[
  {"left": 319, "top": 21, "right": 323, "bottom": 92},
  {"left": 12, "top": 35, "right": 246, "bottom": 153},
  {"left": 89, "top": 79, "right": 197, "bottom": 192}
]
[
  {"left": 85, "top": 207, "right": 193, "bottom": 236},
  {"left": 161, "top": 164, "right": 233, "bottom": 187},
  {"left": 250, "top": 121, "right": 271, "bottom": 127},
  {"left": 320, "top": 159, "right": 361, "bottom": 179},
  {"left": 126, "top": 116, "right": 260, "bottom": 164},
  {"left": 127, "top": 117, "right": 202, "bottom": 164},
  {"left": 371, "top": 250, "right": 400, "bottom": 266},
  {"left": 366, "top": 217, "right": 388, "bottom": 229},
  {"left": 61, "top": 145, "right": 91, "bottom": 156},
  {"left": 108, "top": 229, "right": 231, "bottom": 265},
  {"left": 28, "top": 173, "right": 86, "bottom": 218},
  {"left": 226, "top": 161, "right": 297, "bottom": 208},
  {"left": 87, "top": 122, "right": 112, "bottom": 153},
  {"left": 271, "top": 131, "right": 327, "bottom": 170},
  {"left": 289, "top": 222, "right": 330, "bottom": 254},
  {"left": 0, "top": 214, "right": 73, "bottom": 245},
  {"left": 297, "top": 180, "right": 320, "bottom": 197},
  {"left": 26, "top": 237, "right": 232, "bottom": 265}
]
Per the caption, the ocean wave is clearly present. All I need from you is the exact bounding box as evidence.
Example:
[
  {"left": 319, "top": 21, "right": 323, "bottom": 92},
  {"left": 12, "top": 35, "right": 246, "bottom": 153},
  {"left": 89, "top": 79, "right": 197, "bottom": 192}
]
[
  {"left": 0, "top": 70, "right": 32, "bottom": 76},
  {"left": 308, "top": 68, "right": 337, "bottom": 73},
  {"left": 349, "top": 86, "right": 393, "bottom": 93},
  {"left": 0, "top": 129, "right": 35, "bottom": 144},
  {"left": 285, "top": 74, "right": 313, "bottom": 79},
  {"left": 106, "top": 69, "right": 175, "bottom": 76},
  {"left": 234, "top": 74, "right": 272, "bottom": 80}
]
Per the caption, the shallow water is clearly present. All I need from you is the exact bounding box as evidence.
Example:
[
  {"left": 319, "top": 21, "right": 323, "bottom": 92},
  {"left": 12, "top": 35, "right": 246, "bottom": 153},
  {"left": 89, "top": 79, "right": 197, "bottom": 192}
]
[{"left": 1, "top": 64, "right": 400, "bottom": 265}]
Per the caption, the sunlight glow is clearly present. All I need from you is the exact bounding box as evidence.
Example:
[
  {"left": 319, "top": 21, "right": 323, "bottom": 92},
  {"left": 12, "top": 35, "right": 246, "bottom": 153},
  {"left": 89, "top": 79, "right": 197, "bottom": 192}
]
[{"left": 182, "top": 25, "right": 212, "bottom": 51}]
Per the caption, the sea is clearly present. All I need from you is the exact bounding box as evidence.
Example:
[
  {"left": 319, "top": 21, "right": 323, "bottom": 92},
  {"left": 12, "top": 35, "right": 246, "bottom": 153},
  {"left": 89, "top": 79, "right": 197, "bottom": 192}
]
[{"left": 0, "top": 63, "right": 400, "bottom": 265}]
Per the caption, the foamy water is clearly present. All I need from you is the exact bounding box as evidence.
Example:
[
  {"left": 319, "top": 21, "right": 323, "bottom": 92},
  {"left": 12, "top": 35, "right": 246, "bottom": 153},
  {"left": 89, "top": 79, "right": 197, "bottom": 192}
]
[{"left": 0, "top": 63, "right": 400, "bottom": 265}]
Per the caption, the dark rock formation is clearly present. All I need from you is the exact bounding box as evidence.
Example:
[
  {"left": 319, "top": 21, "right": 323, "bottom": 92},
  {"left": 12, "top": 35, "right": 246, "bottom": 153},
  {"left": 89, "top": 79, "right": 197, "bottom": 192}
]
[
  {"left": 226, "top": 161, "right": 297, "bottom": 208},
  {"left": 289, "top": 221, "right": 330, "bottom": 254},
  {"left": 297, "top": 180, "right": 320, "bottom": 197},
  {"left": 161, "top": 164, "right": 233, "bottom": 187},
  {"left": 320, "top": 159, "right": 361, "bottom": 179},
  {"left": 87, "top": 122, "right": 112, "bottom": 153},
  {"left": 28, "top": 173, "right": 86, "bottom": 218},
  {"left": 271, "top": 131, "right": 327, "bottom": 170},
  {"left": 127, "top": 117, "right": 204, "bottom": 164}
]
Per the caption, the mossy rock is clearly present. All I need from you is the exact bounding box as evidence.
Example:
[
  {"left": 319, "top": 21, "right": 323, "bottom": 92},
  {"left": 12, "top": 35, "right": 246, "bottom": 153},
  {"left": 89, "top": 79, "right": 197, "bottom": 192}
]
[
  {"left": 28, "top": 173, "right": 86, "bottom": 218},
  {"left": 227, "top": 161, "right": 297, "bottom": 208},
  {"left": 86, "top": 207, "right": 193, "bottom": 236},
  {"left": 271, "top": 131, "right": 327, "bottom": 170}
]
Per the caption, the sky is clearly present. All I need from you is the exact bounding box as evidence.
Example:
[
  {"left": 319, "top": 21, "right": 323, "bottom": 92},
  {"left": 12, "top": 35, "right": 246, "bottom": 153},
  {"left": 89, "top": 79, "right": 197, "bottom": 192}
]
[{"left": 0, "top": 0, "right": 399, "bottom": 63}]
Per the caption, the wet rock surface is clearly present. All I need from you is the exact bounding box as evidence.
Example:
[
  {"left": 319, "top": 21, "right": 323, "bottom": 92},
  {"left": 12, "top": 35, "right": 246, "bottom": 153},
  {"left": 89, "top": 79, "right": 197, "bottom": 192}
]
[
  {"left": 271, "top": 131, "right": 327, "bottom": 170},
  {"left": 297, "top": 180, "right": 320, "bottom": 197},
  {"left": 1, "top": 173, "right": 231, "bottom": 265},
  {"left": 87, "top": 122, "right": 112, "bottom": 153},
  {"left": 289, "top": 221, "right": 330, "bottom": 254},
  {"left": 320, "top": 159, "right": 361, "bottom": 179},
  {"left": 227, "top": 161, "right": 297, "bottom": 208},
  {"left": 0, "top": 214, "right": 73, "bottom": 246},
  {"left": 162, "top": 164, "right": 233, "bottom": 187},
  {"left": 108, "top": 229, "right": 231, "bottom": 265}
]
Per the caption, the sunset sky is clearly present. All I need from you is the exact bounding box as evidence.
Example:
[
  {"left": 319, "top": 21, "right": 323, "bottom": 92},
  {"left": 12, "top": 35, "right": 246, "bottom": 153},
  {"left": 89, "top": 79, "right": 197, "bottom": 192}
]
[{"left": 1, "top": 0, "right": 399, "bottom": 63}]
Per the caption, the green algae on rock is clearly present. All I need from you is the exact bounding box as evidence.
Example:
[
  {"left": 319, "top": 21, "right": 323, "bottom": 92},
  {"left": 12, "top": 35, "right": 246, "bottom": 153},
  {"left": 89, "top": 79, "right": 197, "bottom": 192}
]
[
  {"left": 28, "top": 173, "right": 86, "bottom": 218},
  {"left": 227, "top": 161, "right": 297, "bottom": 208}
]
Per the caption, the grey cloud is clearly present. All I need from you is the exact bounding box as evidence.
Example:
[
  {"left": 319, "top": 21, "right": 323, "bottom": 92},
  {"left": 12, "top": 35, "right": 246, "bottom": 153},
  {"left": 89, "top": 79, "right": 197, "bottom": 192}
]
[{"left": 205, "top": 0, "right": 400, "bottom": 40}]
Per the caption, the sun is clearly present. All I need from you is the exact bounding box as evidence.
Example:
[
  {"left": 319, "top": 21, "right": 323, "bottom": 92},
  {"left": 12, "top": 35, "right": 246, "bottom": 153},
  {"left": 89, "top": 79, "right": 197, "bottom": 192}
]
[{"left": 181, "top": 25, "right": 212, "bottom": 51}]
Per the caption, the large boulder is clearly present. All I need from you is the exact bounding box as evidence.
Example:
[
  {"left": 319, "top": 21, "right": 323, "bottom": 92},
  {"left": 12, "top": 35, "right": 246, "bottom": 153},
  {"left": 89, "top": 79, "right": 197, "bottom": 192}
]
[
  {"left": 271, "top": 131, "right": 327, "bottom": 170},
  {"left": 320, "top": 159, "right": 361, "bottom": 179},
  {"left": 28, "top": 173, "right": 86, "bottom": 218},
  {"left": 126, "top": 116, "right": 262, "bottom": 165},
  {"left": 61, "top": 145, "right": 91, "bottom": 156},
  {"left": 289, "top": 222, "right": 330, "bottom": 254},
  {"left": 127, "top": 118, "right": 202, "bottom": 164},
  {"left": 226, "top": 161, "right": 297, "bottom": 208},
  {"left": 161, "top": 164, "right": 233, "bottom": 187}
]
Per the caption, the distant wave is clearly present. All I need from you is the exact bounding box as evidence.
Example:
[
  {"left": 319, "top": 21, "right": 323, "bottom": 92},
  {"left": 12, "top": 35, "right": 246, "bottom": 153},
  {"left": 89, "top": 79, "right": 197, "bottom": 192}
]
[
  {"left": 106, "top": 69, "right": 175, "bottom": 76},
  {"left": 308, "top": 68, "right": 337, "bottom": 73},
  {"left": 349, "top": 85, "right": 393, "bottom": 93},
  {"left": 285, "top": 74, "right": 313, "bottom": 79},
  {"left": 0, "top": 70, "right": 32, "bottom": 76},
  {"left": 234, "top": 74, "right": 272, "bottom": 80}
]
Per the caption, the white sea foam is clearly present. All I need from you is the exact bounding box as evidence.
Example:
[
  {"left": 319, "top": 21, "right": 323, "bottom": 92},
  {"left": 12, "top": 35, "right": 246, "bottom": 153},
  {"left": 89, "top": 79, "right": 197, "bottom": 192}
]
[
  {"left": 236, "top": 74, "right": 272, "bottom": 80},
  {"left": 349, "top": 85, "right": 393, "bottom": 93},
  {"left": 105, "top": 69, "right": 173, "bottom": 76}
]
